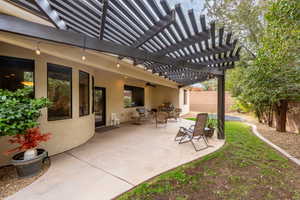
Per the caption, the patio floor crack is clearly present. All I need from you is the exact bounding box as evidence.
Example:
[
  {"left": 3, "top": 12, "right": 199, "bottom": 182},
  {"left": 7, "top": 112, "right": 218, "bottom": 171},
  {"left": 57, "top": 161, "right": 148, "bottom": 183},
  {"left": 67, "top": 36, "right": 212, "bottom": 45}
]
[{"left": 64, "top": 152, "right": 135, "bottom": 187}]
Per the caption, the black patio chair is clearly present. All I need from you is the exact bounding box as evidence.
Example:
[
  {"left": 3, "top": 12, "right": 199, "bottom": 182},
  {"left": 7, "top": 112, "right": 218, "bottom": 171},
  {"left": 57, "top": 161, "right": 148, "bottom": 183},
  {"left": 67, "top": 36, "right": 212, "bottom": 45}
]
[{"left": 174, "top": 113, "right": 210, "bottom": 151}]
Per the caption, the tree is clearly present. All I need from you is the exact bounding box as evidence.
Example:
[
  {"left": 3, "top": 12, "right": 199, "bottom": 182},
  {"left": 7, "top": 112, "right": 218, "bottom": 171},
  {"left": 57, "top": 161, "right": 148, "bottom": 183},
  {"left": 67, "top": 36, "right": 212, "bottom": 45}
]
[
  {"left": 249, "top": 0, "right": 300, "bottom": 131},
  {"left": 205, "top": 0, "right": 300, "bottom": 132},
  {"left": 204, "top": 0, "right": 266, "bottom": 55}
]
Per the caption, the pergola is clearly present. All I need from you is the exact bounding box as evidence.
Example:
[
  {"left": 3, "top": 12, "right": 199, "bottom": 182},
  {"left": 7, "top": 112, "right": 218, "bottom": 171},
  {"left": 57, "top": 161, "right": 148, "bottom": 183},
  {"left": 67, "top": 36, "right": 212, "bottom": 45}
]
[{"left": 0, "top": 0, "right": 241, "bottom": 139}]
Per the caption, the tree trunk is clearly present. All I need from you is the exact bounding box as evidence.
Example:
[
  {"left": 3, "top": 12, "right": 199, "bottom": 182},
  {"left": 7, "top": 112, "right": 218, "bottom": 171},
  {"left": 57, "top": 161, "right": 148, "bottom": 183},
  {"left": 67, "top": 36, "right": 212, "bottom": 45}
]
[
  {"left": 255, "top": 109, "right": 263, "bottom": 123},
  {"left": 274, "top": 100, "right": 288, "bottom": 132},
  {"left": 268, "top": 106, "right": 273, "bottom": 127}
]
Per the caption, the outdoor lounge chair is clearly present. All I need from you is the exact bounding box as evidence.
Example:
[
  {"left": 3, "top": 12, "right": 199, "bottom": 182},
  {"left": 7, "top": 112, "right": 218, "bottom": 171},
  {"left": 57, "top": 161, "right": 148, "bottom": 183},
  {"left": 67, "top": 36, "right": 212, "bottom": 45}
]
[{"left": 174, "top": 113, "right": 210, "bottom": 151}]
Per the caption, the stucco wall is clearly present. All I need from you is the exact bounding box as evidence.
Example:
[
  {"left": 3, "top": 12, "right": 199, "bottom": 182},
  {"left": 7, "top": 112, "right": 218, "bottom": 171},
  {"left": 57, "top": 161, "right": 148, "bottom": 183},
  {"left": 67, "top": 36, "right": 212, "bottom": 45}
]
[
  {"left": 150, "top": 85, "right": 179, "bottom": 109},
  {"left": 0, "top": 40, "right": 183, "bottom": 166},
  {"left": 179, "top": 89, "right": 190, "bottom": 115},
  {"left": 190, "top": 91, "right": 234, "bottom": 113},
  {"left": 0, "top": 42, "right": 95, "bottom": 166},
  {"left": 93, "top": 70, "right": 154, "bottom": 125}
]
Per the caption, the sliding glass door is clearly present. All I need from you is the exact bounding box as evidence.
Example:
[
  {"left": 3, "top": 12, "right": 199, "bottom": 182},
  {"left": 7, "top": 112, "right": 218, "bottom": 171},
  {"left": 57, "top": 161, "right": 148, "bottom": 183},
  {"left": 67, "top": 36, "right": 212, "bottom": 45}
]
[{"left": 94, "top": 87, "right": 106, "bottom": 127}]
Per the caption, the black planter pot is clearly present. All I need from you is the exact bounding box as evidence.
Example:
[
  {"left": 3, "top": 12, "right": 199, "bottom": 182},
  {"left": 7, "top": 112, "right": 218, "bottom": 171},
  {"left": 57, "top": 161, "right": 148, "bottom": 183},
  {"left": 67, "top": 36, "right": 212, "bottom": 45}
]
[
  {"left": 205, "top": 128, "right": 215, "bottom": 138},
  {"left": 11, "top": 148, "right": 48, "bottom": 178}
]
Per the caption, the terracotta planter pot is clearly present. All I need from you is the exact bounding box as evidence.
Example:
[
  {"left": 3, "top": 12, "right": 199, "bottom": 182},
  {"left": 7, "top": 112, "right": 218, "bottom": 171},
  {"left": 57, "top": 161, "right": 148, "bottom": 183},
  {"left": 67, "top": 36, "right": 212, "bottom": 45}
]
[{"left": 11, "top": 149, "right": 48, "bottom": 178}]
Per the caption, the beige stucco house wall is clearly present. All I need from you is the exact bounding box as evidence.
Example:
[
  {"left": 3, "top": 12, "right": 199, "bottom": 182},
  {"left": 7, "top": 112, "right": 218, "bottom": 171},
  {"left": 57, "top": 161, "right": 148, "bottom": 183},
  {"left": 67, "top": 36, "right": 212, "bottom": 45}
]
[{"left": 0, "top": 33, "right": 190, "bottom": 166}]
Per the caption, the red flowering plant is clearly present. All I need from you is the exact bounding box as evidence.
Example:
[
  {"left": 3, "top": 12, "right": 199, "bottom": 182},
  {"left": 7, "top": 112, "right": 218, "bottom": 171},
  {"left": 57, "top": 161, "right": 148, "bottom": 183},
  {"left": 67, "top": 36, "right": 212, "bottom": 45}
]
[
  {"left": 0, "top": 88, "right": 51, "bottom": 156},
  {"left": 5, "top": 128, "right": 51, "bottom": 155}
]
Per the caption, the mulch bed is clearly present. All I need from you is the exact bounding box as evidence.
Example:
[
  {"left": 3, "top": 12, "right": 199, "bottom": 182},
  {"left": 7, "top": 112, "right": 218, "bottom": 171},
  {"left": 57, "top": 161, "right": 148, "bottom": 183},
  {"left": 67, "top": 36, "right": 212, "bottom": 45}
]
[
  {"left": 232, "top": 112, "right": 300, "bottom": 160},
  {"left": 0, "top": 161, "right": 50, "bottom": 200}
]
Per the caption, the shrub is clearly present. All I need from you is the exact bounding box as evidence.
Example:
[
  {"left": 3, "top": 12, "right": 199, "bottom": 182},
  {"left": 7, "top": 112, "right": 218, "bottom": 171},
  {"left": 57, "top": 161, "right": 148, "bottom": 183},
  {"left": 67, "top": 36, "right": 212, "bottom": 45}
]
[{"left": 0, "top": 88, "right": 50, "bottom": 136}]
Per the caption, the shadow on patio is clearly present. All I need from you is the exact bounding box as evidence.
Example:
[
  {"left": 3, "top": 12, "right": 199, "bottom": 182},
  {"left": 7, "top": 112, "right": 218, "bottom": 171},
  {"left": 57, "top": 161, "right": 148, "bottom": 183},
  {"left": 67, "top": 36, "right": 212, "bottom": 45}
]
[{"left": 7, "top": 119, "right": 224, "bottom": 200}]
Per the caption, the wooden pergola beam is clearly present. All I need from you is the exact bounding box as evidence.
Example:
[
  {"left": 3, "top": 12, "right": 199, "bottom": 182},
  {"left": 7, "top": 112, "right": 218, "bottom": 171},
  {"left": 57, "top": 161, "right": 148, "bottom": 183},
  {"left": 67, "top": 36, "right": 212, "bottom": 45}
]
[
  {"left": 199, "top": 56, "right": 240, "bottom": 65},
  {"left": 99, "top": 0, "right": 109, "bottom": 40},
  {"left": 0, "top": 14, "right": 222, "bottom": 75},
  {"left": 34, "top": 0, "right": 67, "bottom": 29},
  {"left": 131, "top": 11, "right": 175, "bottom": 48},
  {"left": 155, "top": 31, "right": 210, "bottom": 55}
]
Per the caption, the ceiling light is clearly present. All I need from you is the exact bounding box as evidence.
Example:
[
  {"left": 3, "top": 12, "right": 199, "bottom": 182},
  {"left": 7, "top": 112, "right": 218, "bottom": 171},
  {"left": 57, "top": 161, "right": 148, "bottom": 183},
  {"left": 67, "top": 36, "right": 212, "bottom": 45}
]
[
  {"left": 35, "top": 49, "right": 41, "bottom": 55},
  {"left": 21, "top": 81, "right": 34, "bottom": 86},
  {"left": 36, "top": 41, "right": 41, "bottom": 55},
  {"left": 82, "top": 36, "right": 87, "bottom": 61}
]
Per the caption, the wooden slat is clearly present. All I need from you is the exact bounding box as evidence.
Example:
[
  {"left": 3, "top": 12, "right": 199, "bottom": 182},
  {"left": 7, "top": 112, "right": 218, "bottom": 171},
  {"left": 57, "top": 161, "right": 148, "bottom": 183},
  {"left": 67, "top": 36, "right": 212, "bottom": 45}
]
[
  {"left": 210, "top": 21, "right": 216, "bottom": 49},
  {"left": 99, "top": 0, "right": 109, "bottom": 40},
  {"left": 219, "top": 27, "right": 224, "bottom": 47},
  {"left": 0, "top": 14, "right": 223, "bottom": 74},
  {"left": 199, "top": 56, "right": 240, "bottom": 65},
  {"left": 50, "top": 0, "right": 100, "bottom": 28},
  {"left": 34, "top": 0, "right": 67, "bottom": 29},
  {"left": 131, "top": 11, "right": 175, "bottom": 48},
  {"left": 175, "top": 4, "right": 197, "bottom": 56}
]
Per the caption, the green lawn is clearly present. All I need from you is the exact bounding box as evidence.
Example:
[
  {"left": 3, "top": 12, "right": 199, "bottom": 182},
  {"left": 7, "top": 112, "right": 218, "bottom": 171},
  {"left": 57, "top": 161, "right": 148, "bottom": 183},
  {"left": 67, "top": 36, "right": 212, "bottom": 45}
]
[{"left": 116, "top": 121, "right": 300, "bottom": 200}]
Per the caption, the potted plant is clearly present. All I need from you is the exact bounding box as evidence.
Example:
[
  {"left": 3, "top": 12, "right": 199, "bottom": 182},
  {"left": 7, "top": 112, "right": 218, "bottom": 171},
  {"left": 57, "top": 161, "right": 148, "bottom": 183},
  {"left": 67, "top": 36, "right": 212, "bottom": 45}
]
[
  {"left": 205, "top": 117, "right": 217, "bottom": 137},
  {"left": 0, "top": 88, "right": 51, "bottom": 177}
]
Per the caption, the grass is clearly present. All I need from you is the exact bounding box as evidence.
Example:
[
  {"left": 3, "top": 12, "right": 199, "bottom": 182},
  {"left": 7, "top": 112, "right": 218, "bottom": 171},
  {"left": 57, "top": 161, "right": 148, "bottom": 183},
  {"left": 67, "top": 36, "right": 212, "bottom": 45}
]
[{"left": 116, "top": 121, "right": 300, "bottom": 200}]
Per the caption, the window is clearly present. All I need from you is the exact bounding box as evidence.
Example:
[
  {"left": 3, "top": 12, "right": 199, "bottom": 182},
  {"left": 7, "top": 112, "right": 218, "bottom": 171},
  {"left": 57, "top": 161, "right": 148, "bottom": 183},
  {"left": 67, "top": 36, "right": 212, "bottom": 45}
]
[
  {"left": 124, "top": 85, "right": 144, "bottom": 108},
  {"left": 79, "top": 70, "right": 90, "bottom": 116},
  {"left": 47, "top": 63, "right": 72, "bottom": 121},
  {"left": 184, "top": 90, "right": 187, "bottom": 105},
  {"left": 0, "top": 55, "right": 34, "bottom": 94}
]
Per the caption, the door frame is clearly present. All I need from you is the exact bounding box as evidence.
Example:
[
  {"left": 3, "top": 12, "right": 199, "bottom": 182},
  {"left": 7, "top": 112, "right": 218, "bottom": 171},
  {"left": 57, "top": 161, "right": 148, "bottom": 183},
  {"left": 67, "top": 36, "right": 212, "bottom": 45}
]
[{"left": 94, "top": 86, "right": 106, "bottom": 127}]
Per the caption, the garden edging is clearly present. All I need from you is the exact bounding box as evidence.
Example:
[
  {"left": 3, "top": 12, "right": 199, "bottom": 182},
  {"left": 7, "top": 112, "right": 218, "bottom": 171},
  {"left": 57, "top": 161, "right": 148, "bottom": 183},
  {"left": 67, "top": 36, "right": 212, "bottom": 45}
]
[{"left": 246, "top": 122, "right": 300, "bottom": 166}]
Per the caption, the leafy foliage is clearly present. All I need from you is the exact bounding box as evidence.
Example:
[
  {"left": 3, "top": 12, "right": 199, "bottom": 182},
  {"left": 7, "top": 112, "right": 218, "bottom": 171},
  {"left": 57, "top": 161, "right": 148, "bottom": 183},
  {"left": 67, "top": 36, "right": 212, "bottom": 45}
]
[
  {"left": 5, "top": 128, "right": 51, "bottom": 154},
  {"left": 206, "top": 117, "right": 217, "bottom": 129},
  {"left": 239, "top": 0, "right": 300, "bottom": 114},
  {"left": 207, "top": 0, "right": 300, "bottom": 130},
  {"left": 204, "top": 0, "right": 265, "bottom": 55},
  {"left": 0, "top": 88, "right": 50, "bottom": 136}
]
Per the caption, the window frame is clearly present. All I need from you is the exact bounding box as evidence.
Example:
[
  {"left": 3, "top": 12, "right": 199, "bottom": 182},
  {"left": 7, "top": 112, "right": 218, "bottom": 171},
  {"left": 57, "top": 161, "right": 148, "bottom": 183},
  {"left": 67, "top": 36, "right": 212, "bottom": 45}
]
[
  {"left": 47, "top": 63, "right": 73, "bottom": 121},
  {"left": 92, "top": 76, "right": 94, "bottom": 114},
  {"left": 79, "top": 70, "right": 90, "bottom": 117},
  {"left": 183, "top": 89, "right": 188, "bottom": 105},
  {"left": 124, "top": 85, "right": 145, "bottom": 108},
  {"left": 0, "top": 55, "right": 35, "bottom": 96}
]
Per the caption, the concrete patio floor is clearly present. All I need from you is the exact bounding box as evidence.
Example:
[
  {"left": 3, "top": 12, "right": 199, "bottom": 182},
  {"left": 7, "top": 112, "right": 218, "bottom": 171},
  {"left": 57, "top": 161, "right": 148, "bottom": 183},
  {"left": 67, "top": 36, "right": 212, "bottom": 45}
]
[{"left": 6, "top": 119, "right": 224, "bottom": 200}]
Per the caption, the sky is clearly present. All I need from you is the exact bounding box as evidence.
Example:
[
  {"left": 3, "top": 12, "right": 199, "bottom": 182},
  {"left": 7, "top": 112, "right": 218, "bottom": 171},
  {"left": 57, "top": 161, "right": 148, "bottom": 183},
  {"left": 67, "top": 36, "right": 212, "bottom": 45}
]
[{"left": 157, "top": 0, "right": 205, "bottom": 15}]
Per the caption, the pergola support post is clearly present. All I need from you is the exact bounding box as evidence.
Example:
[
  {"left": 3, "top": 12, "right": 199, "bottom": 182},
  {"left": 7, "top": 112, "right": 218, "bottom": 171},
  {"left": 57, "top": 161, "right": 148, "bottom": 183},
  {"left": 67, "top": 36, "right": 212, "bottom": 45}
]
[{"left": 217, "top": 73, "right": 225, "bottom": 139}]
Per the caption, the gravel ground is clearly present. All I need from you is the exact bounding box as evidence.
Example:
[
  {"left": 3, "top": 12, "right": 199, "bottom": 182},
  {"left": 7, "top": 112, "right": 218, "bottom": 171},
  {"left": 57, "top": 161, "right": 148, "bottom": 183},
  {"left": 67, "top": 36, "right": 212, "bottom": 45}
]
[{"left": 0, "top": 160, "right": 50, "bottom": 200}]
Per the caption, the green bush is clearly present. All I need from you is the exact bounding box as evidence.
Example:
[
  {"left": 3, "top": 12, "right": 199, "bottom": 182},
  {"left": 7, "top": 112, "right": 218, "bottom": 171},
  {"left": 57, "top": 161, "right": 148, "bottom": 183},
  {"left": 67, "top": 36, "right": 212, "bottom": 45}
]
[
  {"left": 206, "top": 117, "right": 218, "bottom": 128},
  {"left": 231, "top": 99, "right": 252, "bottom": 113},
  {"left": 0, "top": 88, "right": 50, "bottom": 136}
]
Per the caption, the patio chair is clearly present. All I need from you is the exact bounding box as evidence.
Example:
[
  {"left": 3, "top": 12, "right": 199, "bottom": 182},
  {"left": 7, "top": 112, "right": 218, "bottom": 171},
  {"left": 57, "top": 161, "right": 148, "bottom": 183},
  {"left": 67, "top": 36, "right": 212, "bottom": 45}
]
[
  {"left": 169, "top": 108, "right": 182, "bottom": 121},
  {"left": 156, "top": 112, "right": 168, "bottom": 128},
  {"left": 133, "top": 107, "right": 148, "bottom": 125},
  {"left": 174, "top": 113, "right": 209, "bottom": 151}
]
